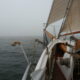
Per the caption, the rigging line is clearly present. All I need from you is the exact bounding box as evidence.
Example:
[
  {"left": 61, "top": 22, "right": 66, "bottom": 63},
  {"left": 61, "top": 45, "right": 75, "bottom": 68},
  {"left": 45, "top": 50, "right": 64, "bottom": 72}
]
[
  {"left": 52, "top": 0, "right": 70, "bottom": 11},
  {"left": 78, "top": 0, "right": 80, "bottom": 33},
  {"left": 64, "top": 8, "right": 73, "bottom": 36},
  {"left": 67, "top": 14, "right": 74, "bottom": 36},
  {"left": 67, "top": 0, "right": 75, "bottom": 37},
  {"left": 45, "top": 0, "right": 55, "bottom": 29},
  {"left": 52, "top": 0, "right": 68, "bottom": 11},
  {"left": 45, "top": 0, "right": 68, "bottom": 29},
  {"left": 52, "top": 3, "right": 57, "bottom": 38},
  {"left": 53, "top": 25, "right": 56, "bottom": 37},
  {"left": 68, "top": 11, "right": 74, "bottom": 53},
  {"left": 58, "top": 0, "right": 73, "bottom": 38},
  {"left": 52, "top": 8, "right": 57, "bottom": 38},
  {"left": 63, "top": 7, "right": 72, "bottom": 35},
  {"left": 67, "top": 0, "right": 80, "bottom": 37},
  {"left": 20, "top": 45, "right": 30, "bottom": 64},
  {"left": 58, "top": 0, "right": 73, "bottom": 37},
  {"left": 78, "top": 0, "right": 80, "bottom": 18},
  {"left": 43, "top": 29, "right": 46, "bottom": 47},
  {"left": 43, "top": 29, "right": 48, "bottom": 47}
]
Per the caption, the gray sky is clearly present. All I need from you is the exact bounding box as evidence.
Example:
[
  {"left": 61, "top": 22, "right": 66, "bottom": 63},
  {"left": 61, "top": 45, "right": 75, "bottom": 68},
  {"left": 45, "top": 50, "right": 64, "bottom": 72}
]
[{"left": 0, "top": 0, "right": 53, "bottom": 36}]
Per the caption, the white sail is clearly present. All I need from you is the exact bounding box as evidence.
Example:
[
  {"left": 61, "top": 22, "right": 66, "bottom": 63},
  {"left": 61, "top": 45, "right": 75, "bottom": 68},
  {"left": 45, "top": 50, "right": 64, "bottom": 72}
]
[
  {"left": 60, "top": 0, "right": 80, "bottom": 34},
  {"left": 47, "top": 0, "right": 69, "bottom": 26}
]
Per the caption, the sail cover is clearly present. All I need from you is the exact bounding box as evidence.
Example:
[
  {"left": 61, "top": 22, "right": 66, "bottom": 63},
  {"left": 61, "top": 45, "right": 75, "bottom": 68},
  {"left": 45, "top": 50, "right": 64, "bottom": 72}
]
[
  {"left": 47, "top": 0, "right": 70, "bottom": 26},
  {"left": 60, "top": 0, "right": 80, "bottom": 34}
]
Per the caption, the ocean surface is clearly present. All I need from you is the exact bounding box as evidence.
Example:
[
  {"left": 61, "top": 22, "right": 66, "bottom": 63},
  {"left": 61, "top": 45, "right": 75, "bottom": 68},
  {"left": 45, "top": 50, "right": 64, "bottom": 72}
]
[{"left": 0, "top": 36, "right": 43, "bottom": 80}]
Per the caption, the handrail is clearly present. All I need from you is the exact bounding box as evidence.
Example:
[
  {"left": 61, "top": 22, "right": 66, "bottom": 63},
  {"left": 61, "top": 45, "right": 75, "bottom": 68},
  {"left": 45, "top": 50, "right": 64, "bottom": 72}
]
[{"left": 22, "top": 63, "right": 31, "bottom": 80}]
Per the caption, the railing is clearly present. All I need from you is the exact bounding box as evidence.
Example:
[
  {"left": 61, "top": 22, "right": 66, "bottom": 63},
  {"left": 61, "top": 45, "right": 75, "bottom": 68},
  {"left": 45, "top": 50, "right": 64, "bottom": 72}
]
[{"left": 20, "top": 45, "right": 31, "bottom": 80}]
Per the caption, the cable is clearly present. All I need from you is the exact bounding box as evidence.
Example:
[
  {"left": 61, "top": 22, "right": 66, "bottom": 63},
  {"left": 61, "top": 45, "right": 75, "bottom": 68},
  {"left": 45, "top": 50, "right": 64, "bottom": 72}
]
[{"left": 20, "top": 45, "right": 30, "bottom": 64}]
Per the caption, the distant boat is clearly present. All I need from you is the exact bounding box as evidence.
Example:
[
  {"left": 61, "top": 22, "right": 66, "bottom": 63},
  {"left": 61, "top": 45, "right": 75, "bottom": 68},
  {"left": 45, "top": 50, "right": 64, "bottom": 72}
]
[{"left": 22, "top": 0, "right": 80, "bottom": 80}]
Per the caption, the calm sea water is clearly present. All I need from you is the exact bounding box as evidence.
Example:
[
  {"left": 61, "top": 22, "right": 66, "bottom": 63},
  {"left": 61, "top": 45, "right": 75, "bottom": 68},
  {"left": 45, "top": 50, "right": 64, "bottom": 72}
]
[{"left": 0, "top": 36, "right": 43, "bottom": 80}]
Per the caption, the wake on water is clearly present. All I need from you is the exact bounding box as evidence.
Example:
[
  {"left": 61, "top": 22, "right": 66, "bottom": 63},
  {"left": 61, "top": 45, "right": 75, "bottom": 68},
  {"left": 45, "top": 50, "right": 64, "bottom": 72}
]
[{"left": 0, "top": 36, "right": 43, "bottom": 80}]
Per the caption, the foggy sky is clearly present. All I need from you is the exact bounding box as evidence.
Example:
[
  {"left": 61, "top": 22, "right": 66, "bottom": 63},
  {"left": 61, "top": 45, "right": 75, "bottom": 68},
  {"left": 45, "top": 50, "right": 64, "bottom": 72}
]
[{"left": 0, "top": 0, "right": 53, "bottom": 36}]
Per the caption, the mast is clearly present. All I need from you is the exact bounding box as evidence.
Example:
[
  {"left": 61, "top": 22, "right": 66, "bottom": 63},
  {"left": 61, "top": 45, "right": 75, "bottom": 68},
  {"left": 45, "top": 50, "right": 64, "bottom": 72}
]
[
  {"left": 58, "top": 0, "right": 80, "bottom": 37},
  {"left": 43, "top": 0, "right": 55, "bottom": 47},
  {"left": 43, "top": 0, "right": 80, "bottom": 44},
  {"left": 44, "top": 0, "right": 70, "bottom": 38},
  {"left": 58, "top": 0, "right": 73, "bottom": 38},
  {"left": 43, "top": 0, "right": 72, "bottom": 46}
]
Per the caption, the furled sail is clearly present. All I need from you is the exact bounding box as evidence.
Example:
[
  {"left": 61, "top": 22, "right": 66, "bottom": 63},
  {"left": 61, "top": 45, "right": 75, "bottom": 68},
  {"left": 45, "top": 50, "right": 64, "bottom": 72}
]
[
  {"left": 46, "top": 0, "right": 70, "bottom": 27},
  {"left": 60, "top": 0, "right": 80, "bottom": 34}
]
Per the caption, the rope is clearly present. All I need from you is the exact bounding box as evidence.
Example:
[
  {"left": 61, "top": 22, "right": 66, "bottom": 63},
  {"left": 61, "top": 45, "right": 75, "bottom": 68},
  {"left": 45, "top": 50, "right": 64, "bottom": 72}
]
[
  {"left": 58, "top": 0, "right": 73, "bottom": 38},
  {"left": 20, "top": 45, "right": 30, "bottom": 64},
  {"left": 67, "top": 0, "right": 75, "bottom": 37},
  {"left": 43, "top": 29, "right": 48, "bottom": 47}
]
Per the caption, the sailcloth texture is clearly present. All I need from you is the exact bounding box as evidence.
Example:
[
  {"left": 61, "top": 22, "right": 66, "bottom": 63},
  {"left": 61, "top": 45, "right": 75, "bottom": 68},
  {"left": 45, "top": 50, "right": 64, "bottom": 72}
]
[
  {"left": 60, "top": 0, "right": 80, "bottom": 33},
  {"left": 47, "top": 0, "right": 69, "bottom": 25}
]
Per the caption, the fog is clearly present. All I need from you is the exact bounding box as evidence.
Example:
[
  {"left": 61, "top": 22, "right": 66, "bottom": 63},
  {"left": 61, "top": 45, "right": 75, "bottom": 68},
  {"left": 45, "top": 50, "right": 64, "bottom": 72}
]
[{"left": 0, "top": 0, "right": 53, "bottom": 37}]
